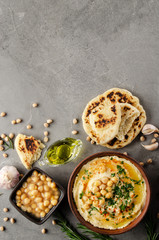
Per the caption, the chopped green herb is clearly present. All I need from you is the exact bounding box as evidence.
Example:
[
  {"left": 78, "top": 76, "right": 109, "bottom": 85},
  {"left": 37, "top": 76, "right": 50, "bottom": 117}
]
[
  {"left": 134, "top": 194, "right": 138, "bottom": 198},
  {"left": 79, "top": 192, "right": 84, "bottom": 199},
  {"left": 117, "top": 165, "right": 126, "bottom": 175},
  {"left": 83, "top": 176, "right": 86, "bottom": 180},
  {"left": 110, "top": 157, "right": 113, "bottom": 160},
  {"left": 111, "top": 173, "right": 115, "bottom": 177},
  {"left": 121, "top": 161, "right": 124, "bottom": 164},
  {"left": 106, "top": 218, "right": 109, "bottom": 221},
  {"left": 120, "top": 203, "right": 127, "bottom": 211}
]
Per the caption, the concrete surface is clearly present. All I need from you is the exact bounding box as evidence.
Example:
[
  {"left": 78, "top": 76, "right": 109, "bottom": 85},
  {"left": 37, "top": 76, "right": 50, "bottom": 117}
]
[{"left": 0, "top": 0, "right": 159, "bottom": 239}]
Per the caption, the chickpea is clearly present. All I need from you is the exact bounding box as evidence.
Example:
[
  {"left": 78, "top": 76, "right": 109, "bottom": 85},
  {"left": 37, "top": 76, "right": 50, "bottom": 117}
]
[
  {"left": 45, "top": 208, "right": 50, "bottom": 213},
  {"left": 3, "top": 153, "right": 8, "bottom": 158},
  {"left": 37, "top": 181, "right": 43, "bottom": 186},
  {"left": 40, "top": 175, "right": 46, "bottom": 181},
  {"left": 51, "top": 199, "right": 58, "bottom": 206},
  {"left": 83, "top": 204, "right": 90, "bottom": 210},
  {"left": 0, "top": 140, "right": 3, "bottom": 145},
  {"left": 129, "top": 192, "right": 134, "bottom": 198},
  {"left": 102, "top": 178, "right": 108, "bottom": 184},
  {"left": 27, "top": 207, "right": 32, "bottom": 213},
  {"left": 31, "top": 190, "right": 38, "bottom": 196},
  {"left": 54, "top": 195, "right": 60, "bottom": 200},
  {"left": 47, "top": 119, "right": 53, "bottom": 124},
  {"left": 23, "top": 198, "right": 30, "bottom": 205},
  {"left": 41, "top": 228, "right": 46, "bottom": 234},
  {"left": 32, "top": 103, "right": 38, "bottom": 108},
  {"left": 9, "top": 133, "right": 14, "bottom": 139},
  {"left": 35, "top": 197, "right": 43, "bottom": 203},
  {"left": 3, "top": 217, "right": 9, "bottom": 222},
  {"left": 24, "top": 188, "right": 29, "bottom": 193},
  {"left": 93, "top": 200, "right": 99, "bottom": 207},
  {"left": 22, "top": 182, "right": 28, "bottom": 188},
  {"left": 27, "top": 177, "right": 32, "bottom": 183},
  {"left": 33, "top": 171, "right": 38, "bottom": 176},
  {"left": 11, "top": 120, "right": 16, "bottom": 124},
  {"left": 44, "top": 185, "right": 50, "bottom": 191},
  {"left": 39, "top": 203, "right": 45, "bottom": 210},
  {"left": 44, "top": 137, "right": 49, "bottom": 142},
  {"left": 94, "top": 180, "right": 102, "bottom": 187},
  {"left": 100, "top": 190, "right": 107, "bottom": 196},
  {"left": 99, "top": 198, "right": 105, "bottom": 205},
  {"left": 0, "top": 226, "right": 5, "bottom": 231},
  {"left": 106, "top": 187, "right": 112, "bottom": 192},
  {"left": 99, "top": 184, "right": 106, "bottom": 190},
  {"left": 1, "top": 134, "right": 6, "bottom": 138},
  {"left": 16, "top": 190, "right": 22, "bottom": 196},
  {"left": 44, "top": 200, "right": 50, "bottom": 207},
  {"left": 32, "top": 177, "right": 39, "bottom": 182},
  {"left": 96, "top": 192, "right": 101, "bottom": 198},
  {"left": 46, "top": 177, "right": 52, "bottom": 182},
  {"left": 35, "top": 208, "right": 41, "bottom": 213},
  {"left": 21, "top": 206, "right": 27, "bottom": 211},
  {"left": 111, "top": 177, "right": 118, "bottom": 183},
  {"left": 87, "top": 199, "right": 92, "bottom": 205},
  {"left": 27, "top": 124, "right": 32, "bottom": 129},
  {"left": 10, "top": 218, "right": 16, "bottom": 224},
  {"left": 44, "top": 192, "right": 51, "bottom": 199},
  {"left": 48, "top": 204, "right": 53, "bottom": 209},
  {"left": 38, "top": 186, "right": 44, "bottom": 192},
  {"left": 107, "top": 180, "right": 113, "bottom": 187},
  {"left": 3, "top": 208, "right": 9, "bottom": 212},
  {"left": 17, "top": 203, "right": 21, "bottom": 207},
  {"left": 92, "top": 186, "right": 99, "bottom": 193},
  {"left": 31, "top": 204, "right": 37, "bottom": 209},
  {"left": 106, "top": 192, "right": 112, "bottom": 199},
  {"left": 82, "top": 196, "right": 88, "bottom": 202},
  {"left": 21, "top": 193, "right": 27, "bottom": 200},
  {"left": 44, "top": 131, "right": 49, "bottom": 136},
  {"left": 16, "top": 118, "right": 22, "bottom": 123},
  {"left": 50, "top": 182, "right": 56, "bottom": 188},
  {"left": 44, "top": 122, "right": 49, "bottom": 128}
]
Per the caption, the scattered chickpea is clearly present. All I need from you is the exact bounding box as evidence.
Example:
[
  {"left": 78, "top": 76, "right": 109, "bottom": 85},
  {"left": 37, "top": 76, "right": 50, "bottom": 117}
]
[
  {"left": 111, "top": 177, "right": 118, "bottom": 183},
  {"left": 47, "top": 119, "right": 53, "bottom": 124},
  {"left": 147, "top": 158, "right": 153, "bottom": 164},
  {"left": 86, "top": 136, "right": 91, "bottom": 142},
  {"left": 0, "top": 226, "right": 5, "bottom": 231},
  {"left": 73, "top": 118, "right": 78, "bottom": 124},
  {"left": 32, "top": 103, "right": 38, "bottom": 108},
  {"left": 91, "top": 140, "right": 95, "bottom": 144},
  {"left": 44, "top": 123, "right": 49, "bottom": 128},
  {"left": 106, "top": 192, "right": 112, "bottom": 199},
  {"left": 151, "top": 138, "right": 157, "bottom": 143},
  {"left": 3, "top": 208, "right": 9, "bottom": 212},
  {"left": 94, "top": 180, "right": 102, "bottom": 187},
  {"left": 44, "top": 137, "right": 49, "bottom": 143},
  {"left": 27, "top": 124, "right": 32, "bottom": 129},
  {"left": 3, "top": 217, "right": 9, "bottom": 222},
  {"left": 11, "top": 120, "right": 16, "bottom": 125},
  {"left": 0, "top": 140, "right": 3, "bottom": 145},
  {"left": 123, "top": 152, "right": 128, "bottom": 155},
  {"left": 72, "top": 130, "right": 78, "bottom": 135},
  {"left": 139, "top": 162, "right": 144, "bottom": 166},
  {"left": 154, "top": 133, "right": 159, "bottom": 138},
  {"left": 10, "top": 218, "right": 15, "bottom": 224},
  {"left": 41, "top": 228, "right": 47, "bottom": 234},
  {"left": 157, "top": 213, "right": 159, "bottom": 219},
  {"left": 44, "top": 131, "right": 49, "bottom": 136},
  {"left": 0, "top": 112, "right": 6, "bottom": 117},
  {"left": 140, "top": 136, "right": 145, "bottom": 142},
  {"left": 9, "top": 133, "right": 15, "bottom": 139},
  {"left": 107, "top": 180, "right": 113, "bottom": 187},
  {"left": 16, "top": 118, "right": 22, "bottom": 123},
  {"left": 5, "top": 137, "right": 9, "bottom": 142},
  {"left": 0, "top": 146, "right": 4, "bottom": 151},
  {"left": 52, "top": 220, "right": 56, "bottom": 225},
  {"left": 3, "top": 153, "right": 8, "bottom": 158},
  {"left": 1, "top": 134, "right": 6, "bottom": 139}
]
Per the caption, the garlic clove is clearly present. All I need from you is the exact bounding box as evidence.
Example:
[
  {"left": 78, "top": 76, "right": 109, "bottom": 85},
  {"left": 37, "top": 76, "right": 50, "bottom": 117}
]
[
  {"left": 142, "top": 124, "right": 159, "bottom": 135},
  {"left": 141, "top": 142, "right": 158, "bottom": 151}
]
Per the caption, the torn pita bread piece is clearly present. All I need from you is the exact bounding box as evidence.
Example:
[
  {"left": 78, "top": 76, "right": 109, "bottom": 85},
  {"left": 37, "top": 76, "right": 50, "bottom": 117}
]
[{"left": 15, "top": 134, "right": 45, "bottom": 169}]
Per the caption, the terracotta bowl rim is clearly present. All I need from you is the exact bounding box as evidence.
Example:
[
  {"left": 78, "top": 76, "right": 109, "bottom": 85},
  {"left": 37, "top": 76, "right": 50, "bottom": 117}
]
[{"left": 67, "top": 151, "right": 151, "bottom": 235}]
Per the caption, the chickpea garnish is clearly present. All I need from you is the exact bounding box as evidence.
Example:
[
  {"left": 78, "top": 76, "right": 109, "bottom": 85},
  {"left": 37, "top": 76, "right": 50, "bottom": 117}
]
[
  {"left": 9, "top": 133, "right": 15, "bottom": 139},
  {"left": 0, "top": 146, "right": 4, "bottom": 151},
  {"left": 111, "top": 177, "right": 118, "bottom": 183},
  {"left": 41, "top": 228, "right": 47, "bottom": 234},
  {"left": 3, "top": 208, "right": 9, "bottom": 212},
  {"left": 0, "top": 226, "right": 5, "bottom": 231},
  {"left": 154, "top": 133, "right": 159, "bottom": 138},
  {"left": 94, "top": 180, "right": 102, "bottom": 187},
  {"left": 91, "top": 140, "right": 95, "bottom": 144},
  {"left": 106, "top": 192, "right": 112, "bottom": 199},
  {"left": 140, "top": 136, "right": 145, "bottom": 142},
  {"left": 32, "top": 103, "right": 38, "bottom": 108},
  {"left": 100, "top": 190, "right": 107, "bottom": 196},
  {"left": 3, "top": 217, "right": 9, "bottom": 222},
  {"left": 5, "top": 137, "right": 9, "bottom": 141},
  {"left": 151, "top": 138, "right": 157, "bottom": 143},
  {"left": 0, "top": 140, "right": 3, "bottom": 145},
  {"left": 123, "top": 152, "right": 128, "bottom": 155},
  {"left": 0, "top": 112, "right": 6, "bottom": 117},
  {"left": 11, "top": 120, "right": 16, "bottom": 125},
  {"left": 52, "top": 220, "right": 56, "bottom": 225},
  {"left": 139, "top": 162, "right": 144, "bottom": 166},
  {"left": 16, "top": 118, "right": 22, "bottom": 123},
  {"left": 147, "top": 158, "right": 153, "bottom": 164},
  {"left": 73, "top": 118, "right": 78, "bottom": 124},
  {"left": 99, "top": 184, "right": 106, "bottom": 190},
  {"left": 10, "top": 218, "right": 16, "bottom": 224},
  {"left": 44, "top": 137, "right": 49, "bottom": 143},
  {"left": 3, "top": 153, "right": 8, "bottom": 158},
  {"left": 44, "top": 131, "right": 49, "bottom": 136},
  {"left": 47, "top": 119, "right": 53, "bottom": 124},
  {"left": 86, "top": 136, "right": 91, "bottom": 142},
  {"left": 72, "top": 130, "right": 78, "bottom": 135},
  {"left": 44, "top": 123, "right": 49, "bottom": 128},
  {"left": 27, "top": 124, "right": 32, "bottom": 129},
  {"left": 1, "top": 134, "right": 6, "bottom": 138},
  {"left": 107, "top": 180, "right": 113, "bottom": 187}
]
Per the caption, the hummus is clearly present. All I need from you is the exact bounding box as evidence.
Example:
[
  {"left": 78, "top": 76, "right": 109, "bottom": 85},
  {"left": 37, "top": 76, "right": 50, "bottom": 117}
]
[{"left": 73, "top": 156, "right": 146, "bottom": 229}]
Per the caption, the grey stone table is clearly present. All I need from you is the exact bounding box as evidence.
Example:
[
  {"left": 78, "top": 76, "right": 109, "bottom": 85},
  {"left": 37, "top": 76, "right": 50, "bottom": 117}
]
[{"left": 0, "top": 0, "right": 159, "bottom": 239}]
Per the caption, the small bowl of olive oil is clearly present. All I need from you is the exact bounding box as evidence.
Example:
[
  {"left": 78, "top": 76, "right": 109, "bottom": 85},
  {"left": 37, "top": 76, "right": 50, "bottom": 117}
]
[{"left": 39, "top": 138, "right": 82, "bottom": 167}]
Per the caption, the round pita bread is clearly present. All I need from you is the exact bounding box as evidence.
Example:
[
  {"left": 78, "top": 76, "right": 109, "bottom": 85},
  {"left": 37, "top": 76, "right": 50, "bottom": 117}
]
[{"left": 82, "top": 94, "right": 122, "bottom": 144}]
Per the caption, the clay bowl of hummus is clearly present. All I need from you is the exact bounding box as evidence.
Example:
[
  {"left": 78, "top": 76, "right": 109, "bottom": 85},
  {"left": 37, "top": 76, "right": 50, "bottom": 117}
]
[{"left": 67, "top": 152, "right": 150, "bottom": 235}]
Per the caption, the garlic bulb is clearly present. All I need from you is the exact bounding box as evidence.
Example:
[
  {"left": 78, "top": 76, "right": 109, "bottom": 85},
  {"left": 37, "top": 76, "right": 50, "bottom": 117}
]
[{"left": 0, "top": 166, "right": 20, "bottom": 189}]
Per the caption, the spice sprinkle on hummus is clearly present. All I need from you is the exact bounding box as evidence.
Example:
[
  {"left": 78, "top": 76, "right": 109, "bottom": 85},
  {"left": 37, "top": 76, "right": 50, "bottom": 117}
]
[{"left": 73, "top": 156, "right": 146, "bottom": 229}]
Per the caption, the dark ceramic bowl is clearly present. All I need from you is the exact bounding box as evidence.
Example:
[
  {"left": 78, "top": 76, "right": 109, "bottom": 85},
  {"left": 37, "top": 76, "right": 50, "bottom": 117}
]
[
  {"left": 67, "top": 151, "right": 151, "bottom": 235},
  {"left": 10, "top": 167, "right": 65, "bottom": 225}
]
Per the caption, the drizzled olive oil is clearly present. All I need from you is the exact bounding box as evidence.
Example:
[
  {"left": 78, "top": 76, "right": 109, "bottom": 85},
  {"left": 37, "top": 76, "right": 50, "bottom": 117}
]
[{"left": 41, "top": 138, "right": 82, "bottom": 167}]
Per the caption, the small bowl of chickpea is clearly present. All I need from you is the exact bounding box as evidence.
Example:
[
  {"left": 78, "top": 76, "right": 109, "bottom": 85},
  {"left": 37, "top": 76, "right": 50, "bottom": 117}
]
[{"left": 9, "top": 167, "right": 65, "bottom": 224}]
